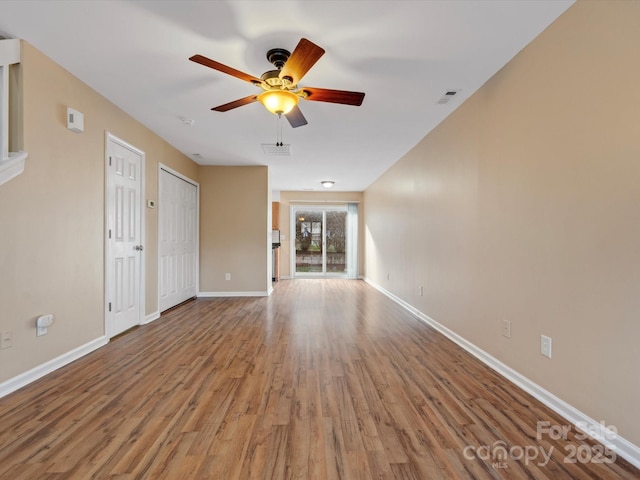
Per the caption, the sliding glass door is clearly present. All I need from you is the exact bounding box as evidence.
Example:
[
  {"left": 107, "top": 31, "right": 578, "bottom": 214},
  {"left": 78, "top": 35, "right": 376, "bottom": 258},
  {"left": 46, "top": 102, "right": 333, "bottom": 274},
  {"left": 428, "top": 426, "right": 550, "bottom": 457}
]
[{"left": 292, "top": 206, "right": 350, "bottom": 277}]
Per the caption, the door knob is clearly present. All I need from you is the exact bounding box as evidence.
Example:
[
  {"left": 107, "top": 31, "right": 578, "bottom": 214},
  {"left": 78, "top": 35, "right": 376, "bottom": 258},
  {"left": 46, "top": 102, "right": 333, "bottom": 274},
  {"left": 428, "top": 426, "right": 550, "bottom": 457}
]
[{"left": 134, "top": 245, "right": 144, "bottom": 251}]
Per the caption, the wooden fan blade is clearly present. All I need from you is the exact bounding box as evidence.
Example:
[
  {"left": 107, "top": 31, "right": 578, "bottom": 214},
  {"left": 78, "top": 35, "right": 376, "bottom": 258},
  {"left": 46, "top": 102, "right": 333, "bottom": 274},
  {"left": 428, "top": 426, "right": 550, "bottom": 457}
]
[
  {"left": 285, "top": 105, "right": 308, "bottom": 128},
  {"left": 190, "top": 54, "right": 262, "bottom": 85},
  {"left": 302, "top": 87, "right": 365, "bottom": 106},
  {"left": 212, "top": 95, "right": 259, "bottom": 112},
  {"left": 279, "top": 38, "right": 325, "bottom": 85}
]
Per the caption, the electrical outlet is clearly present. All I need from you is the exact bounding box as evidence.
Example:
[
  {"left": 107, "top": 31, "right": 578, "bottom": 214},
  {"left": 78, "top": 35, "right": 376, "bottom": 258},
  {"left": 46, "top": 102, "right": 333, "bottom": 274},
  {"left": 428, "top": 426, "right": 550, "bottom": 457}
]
[
  {"left": 36, "top": 314, "right": 55, "bottom": 337},
  {"left": 419, "top": 285, "right": 424, "bottom": 296},
  {"left": 225, "top": 273, "right": 231, "bottom": 281},
  {"left": 541, "top": 335, "right": 552, "bottom": 358},
  {"left": 502, "top": 320, "right": 511, "bottom": 338},
  {"left": 0, "top": 331, "right": 13, "bottom": 349},
  {"left": 386, "top": 273, "right": 390, "bottom": 280}
]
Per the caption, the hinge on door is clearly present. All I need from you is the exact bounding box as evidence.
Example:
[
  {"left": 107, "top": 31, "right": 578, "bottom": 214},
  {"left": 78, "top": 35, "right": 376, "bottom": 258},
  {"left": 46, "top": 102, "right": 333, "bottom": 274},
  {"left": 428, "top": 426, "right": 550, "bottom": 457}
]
[
  {"left": 108, "top": 302, "right": 112, "bottom": 312},
  {"left": 108, "top": 229, "right": 112, "bottom": 239}
]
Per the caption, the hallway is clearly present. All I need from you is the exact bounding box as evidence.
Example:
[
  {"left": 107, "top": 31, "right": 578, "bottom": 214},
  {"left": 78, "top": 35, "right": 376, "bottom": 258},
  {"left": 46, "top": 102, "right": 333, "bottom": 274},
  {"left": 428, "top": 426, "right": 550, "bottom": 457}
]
[{"left": 0, "top": 280, "right": 636, "bottom": 479}]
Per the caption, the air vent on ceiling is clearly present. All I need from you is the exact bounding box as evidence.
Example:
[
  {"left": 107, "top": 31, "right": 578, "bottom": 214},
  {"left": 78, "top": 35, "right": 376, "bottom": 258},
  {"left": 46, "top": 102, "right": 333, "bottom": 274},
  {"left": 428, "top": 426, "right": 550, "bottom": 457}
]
[
  {"left": 261, "top": 143, "right": 291, "bottom": 156},
  {"left": 437, "top": 89, "right": 461, "bottom": 104}
]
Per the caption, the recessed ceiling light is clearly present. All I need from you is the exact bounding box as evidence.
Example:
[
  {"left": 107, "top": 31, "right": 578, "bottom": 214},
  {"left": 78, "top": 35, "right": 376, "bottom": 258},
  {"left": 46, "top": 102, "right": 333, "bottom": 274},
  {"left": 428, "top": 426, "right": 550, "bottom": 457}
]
[{"left": 321, "top": 181, "right": 335, "bottom": 189}]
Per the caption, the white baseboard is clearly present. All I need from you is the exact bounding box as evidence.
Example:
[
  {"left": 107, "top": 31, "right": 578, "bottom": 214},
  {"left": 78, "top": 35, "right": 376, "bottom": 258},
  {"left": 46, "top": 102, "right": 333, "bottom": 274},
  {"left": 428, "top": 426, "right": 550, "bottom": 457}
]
[
  {"left": 363, "top": 277, "right": 640, "bottom": 470},
  {"left": 198, "top": 291, "right": 270, "bottom": 297},
  {"left": 142, "top": 311, "right": 160, "bottom": 325},
  {"left": 0, "top": 336, "right": 109, "bottom": 399}
]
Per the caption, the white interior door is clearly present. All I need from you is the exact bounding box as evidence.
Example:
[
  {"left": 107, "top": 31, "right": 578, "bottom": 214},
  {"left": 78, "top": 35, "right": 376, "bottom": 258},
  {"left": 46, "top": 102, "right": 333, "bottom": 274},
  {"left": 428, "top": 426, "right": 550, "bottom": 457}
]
[
  {"left": 159, "top": 167, "right": 198, "bottom": 312},
  {"left": 106, "top": 134, "right": 144, "bottom": 337}
]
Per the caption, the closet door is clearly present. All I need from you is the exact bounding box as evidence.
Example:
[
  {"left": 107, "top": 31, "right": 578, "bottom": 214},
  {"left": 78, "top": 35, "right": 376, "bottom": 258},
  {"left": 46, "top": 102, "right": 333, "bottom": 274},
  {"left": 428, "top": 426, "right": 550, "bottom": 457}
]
[{"left": 159, "top": 168, "right": 198, "bottom": 312}]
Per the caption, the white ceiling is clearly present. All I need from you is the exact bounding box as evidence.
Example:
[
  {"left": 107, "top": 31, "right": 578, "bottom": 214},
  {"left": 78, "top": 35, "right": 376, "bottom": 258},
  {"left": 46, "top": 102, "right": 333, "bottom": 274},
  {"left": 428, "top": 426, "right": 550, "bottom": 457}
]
[{"left": 0, "top": 0, "right": 573, "bottom": 192}]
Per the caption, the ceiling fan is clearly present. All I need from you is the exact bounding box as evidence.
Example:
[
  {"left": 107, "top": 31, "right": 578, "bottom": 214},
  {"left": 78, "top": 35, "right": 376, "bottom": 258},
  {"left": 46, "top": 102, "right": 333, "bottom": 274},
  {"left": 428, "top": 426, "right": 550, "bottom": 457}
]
[{"left": 189, "top": 38, "right": 365, "bottom": 128}]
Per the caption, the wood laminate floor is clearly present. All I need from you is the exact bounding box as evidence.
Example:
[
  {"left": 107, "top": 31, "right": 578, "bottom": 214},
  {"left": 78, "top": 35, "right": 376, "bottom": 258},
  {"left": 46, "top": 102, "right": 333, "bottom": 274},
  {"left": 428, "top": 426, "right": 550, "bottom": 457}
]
[{"left": 0, "top": 279, "right": 637, "bottom": 479}]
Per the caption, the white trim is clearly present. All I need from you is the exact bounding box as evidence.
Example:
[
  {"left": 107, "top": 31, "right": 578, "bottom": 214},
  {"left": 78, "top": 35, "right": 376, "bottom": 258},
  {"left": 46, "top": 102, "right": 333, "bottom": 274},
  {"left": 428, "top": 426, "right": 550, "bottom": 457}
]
[
  {"left": 0, "top": 336, "right": 109, "bottom": 398},
  {"left": 142, "top": 311, "right": 160, "bottom": 325},
  {"left": 198, "top": 291, "right": 270, "bottom": 297},
  {"left": 0, "top": 39, "right": 20, "bottom": 64},
  {"left": 0, "top": 39, "right": 28, "bottom": 185},
  {"left": 0, "top": 151, "right": 27, "bottom": 186},
  {"left": 363, "top": 276, "right": 640, "bottom": 470},
  {"left": 287, "top": 200, "right": 361, "bottom": 204},
  {"left": 158, "top": 164, "right": 199, "bottom": 189},
  {"left": 157, "top": 164, "right": 200, "bottom": 314},
  {"left": 346, "top": 202, "right": 358, "bottom": 279}
]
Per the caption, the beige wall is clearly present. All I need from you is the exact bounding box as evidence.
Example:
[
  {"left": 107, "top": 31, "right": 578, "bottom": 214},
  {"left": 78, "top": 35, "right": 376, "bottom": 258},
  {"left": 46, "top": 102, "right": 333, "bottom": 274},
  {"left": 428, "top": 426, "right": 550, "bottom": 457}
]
[
  {"left": 278, "top": 191, "right": 364, "bottom": 278},
  {"left": 0, "top": 43, "right": 197, "bottom": 383},
  {"left": 199, "top": 166, "right": 270, "bottom": 293},
  {"left": 364, "top": 1, "right": 640, "bottom": 446}
]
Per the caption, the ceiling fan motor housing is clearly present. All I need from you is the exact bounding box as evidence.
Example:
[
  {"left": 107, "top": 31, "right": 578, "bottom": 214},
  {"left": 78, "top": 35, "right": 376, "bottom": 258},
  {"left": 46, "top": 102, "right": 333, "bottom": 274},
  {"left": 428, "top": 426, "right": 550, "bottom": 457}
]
[{"left": 266, "top": 48, "right": 291, "bottom": 70}]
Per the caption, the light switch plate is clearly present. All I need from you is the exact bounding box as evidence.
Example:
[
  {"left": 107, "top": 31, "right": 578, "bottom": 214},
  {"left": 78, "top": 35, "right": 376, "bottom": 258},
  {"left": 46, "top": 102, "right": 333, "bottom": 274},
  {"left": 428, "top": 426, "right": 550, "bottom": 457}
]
[
  {"left": 502, "top": 320, "right": 511, "bottom": 338},
  {"left": 541, "top": 335, "right": 552, "bottom": 358},
  {"left": 0, "top": 331, "right": 13, "bottom": 349}
]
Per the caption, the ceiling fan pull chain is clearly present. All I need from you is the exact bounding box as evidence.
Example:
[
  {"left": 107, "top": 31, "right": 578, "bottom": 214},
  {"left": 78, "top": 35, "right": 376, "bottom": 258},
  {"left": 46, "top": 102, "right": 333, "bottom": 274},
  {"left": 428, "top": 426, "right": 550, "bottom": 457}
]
[{"left": 276, "top": 114, "right": 283, "bottom": 146}]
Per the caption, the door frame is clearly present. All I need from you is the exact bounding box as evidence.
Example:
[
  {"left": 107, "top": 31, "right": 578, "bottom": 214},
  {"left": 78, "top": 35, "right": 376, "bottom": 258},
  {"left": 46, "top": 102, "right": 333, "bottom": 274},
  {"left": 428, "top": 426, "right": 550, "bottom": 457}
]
[
  {"left": 104, "top": 132, "right": 145, "bottom": 338},
  {"left": 290, "top": 204, "right": 349, "bottom": 278},
  {"left": 157, "top": 163, "right": 200, "bottom": 313}
]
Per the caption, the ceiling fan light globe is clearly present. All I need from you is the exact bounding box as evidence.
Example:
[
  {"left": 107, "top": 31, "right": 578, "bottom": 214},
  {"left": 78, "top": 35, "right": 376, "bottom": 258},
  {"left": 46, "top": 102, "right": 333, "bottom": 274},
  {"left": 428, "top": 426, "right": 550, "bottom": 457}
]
[{"left": 259, "top": 90, "right": 299, "bottom": 115}]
